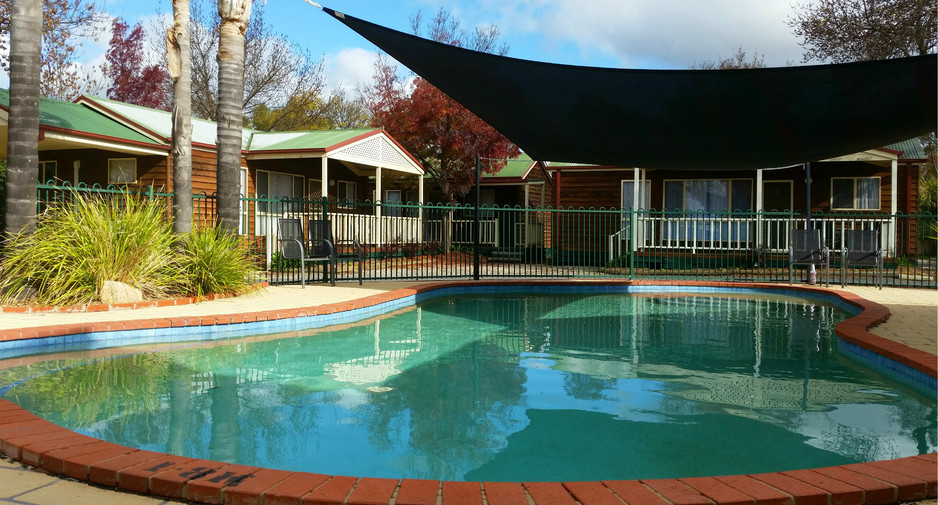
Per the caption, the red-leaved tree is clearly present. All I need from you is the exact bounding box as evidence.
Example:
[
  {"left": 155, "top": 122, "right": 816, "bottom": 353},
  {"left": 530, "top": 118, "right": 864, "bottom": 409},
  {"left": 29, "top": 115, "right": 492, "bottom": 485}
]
[
  {"left": 105, "top": 18, "right": 168, "bottom": 110},
  {"left": 368, "top": 9, "right": 519, "bottom": 204}
]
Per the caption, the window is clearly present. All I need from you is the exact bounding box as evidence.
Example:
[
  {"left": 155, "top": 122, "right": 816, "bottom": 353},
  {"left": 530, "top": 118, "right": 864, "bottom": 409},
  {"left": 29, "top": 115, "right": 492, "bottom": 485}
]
[
  {"left": 663, "top": 179, "right": 753, "bottom": 212},
  {"left": 337, "top": 181, "right": 357, "bottom": 204},
  {"left": 108, "top": 158, "right": 137, "bottom": 185},
  {"left": 762, "top": 181, "right": 793, "bottom": 212},
  {"left": 621, "top": 180, "right": 651, "bottom": 210},
  {"left": 621, "top": 179, "right": 652, "bottom": 244},
  {"left": 256, "top": 170, "right": 305, "bottom": 213},
  {"left": 384, "top": 189, "right": 403, "bottom": 217},
  {"left": 832, "top": 177, "right": 880, "bottom": 210},
  {"left": 662, "top": 179, "right": 753, "bottom": 242},
  {"left": 38, "top": 161, "right": 56, "bottom": 183},
  {"left": 308, "top": 178, "right": 323, "bottom": 199}
]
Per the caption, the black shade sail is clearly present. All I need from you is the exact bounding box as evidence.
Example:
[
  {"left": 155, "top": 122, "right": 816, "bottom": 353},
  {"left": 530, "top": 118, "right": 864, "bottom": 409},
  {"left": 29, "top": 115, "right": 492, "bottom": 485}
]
[{"left": 324, "top": 7, "right": 936, "bottom": 170}]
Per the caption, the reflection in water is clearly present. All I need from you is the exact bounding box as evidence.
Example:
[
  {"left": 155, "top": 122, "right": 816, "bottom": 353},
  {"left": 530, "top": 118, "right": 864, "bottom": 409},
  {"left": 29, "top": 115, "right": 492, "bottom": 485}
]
[{"left": 0, "top": 292, "right": 935, "bottom": 482}]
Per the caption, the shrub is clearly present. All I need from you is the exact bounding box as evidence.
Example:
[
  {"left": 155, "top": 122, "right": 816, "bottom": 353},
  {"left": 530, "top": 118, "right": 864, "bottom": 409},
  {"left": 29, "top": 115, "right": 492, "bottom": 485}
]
[
  {"left": 178, "top": 226, "right": 258, "bottom": 297},
  {"left": 0, "top": 192, "right": 180, "bottom": 306},
  {"left": 269, "top": 251, "right": 300, "bottom": 272}
]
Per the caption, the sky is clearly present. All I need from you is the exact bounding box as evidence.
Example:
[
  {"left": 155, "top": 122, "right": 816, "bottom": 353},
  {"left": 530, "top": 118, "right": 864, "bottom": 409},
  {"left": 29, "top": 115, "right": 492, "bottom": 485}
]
[{"left": 2, "top": 0, "right": 812, "bottom": 95}]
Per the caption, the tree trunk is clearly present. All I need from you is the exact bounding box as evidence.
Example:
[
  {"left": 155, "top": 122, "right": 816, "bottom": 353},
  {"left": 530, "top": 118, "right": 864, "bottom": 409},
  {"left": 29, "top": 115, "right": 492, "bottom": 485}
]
[
  {"left": 215, "top": 0, "right": 251, "bottom": 234},
  {"left": 4, "top": 0, "right": 42, "bottom": 238},
  {"left": 168, "top": 0, "right": 193, "bottom": 234}
]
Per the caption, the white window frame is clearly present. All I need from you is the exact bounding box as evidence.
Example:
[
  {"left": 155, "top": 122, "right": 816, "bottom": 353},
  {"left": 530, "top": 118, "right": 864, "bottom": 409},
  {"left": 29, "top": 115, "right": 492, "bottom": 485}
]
[
  {"left": 239, "top": 168, "right": 248, "bottom": 235},
  {"left": 831, "top": 176, "right": 881, "bottom": 210},
  {"left": 108, "top": 158, "right": 137, "bottom": 185},
  {"left": 620, "top": 179, "right": 651, "bottom": 210},
  {"left": 38, "top": 161, "right": 56, "bottom": 184}
]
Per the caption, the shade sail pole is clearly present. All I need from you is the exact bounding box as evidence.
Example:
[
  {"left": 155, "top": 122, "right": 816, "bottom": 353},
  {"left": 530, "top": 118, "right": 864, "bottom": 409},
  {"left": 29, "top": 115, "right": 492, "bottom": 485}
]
[
  {"left": 805, "top": 162, "right": 812, "bottom": 229},
  {"left": 474, "top": 157, "right": 481, "bottom": 281}
]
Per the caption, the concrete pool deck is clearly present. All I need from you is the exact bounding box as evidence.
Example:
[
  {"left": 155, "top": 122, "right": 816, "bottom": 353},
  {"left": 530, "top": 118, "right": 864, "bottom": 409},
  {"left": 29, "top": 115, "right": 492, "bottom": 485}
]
[{"left": 0, "top": 280, "right": 935, "bottom": 505}]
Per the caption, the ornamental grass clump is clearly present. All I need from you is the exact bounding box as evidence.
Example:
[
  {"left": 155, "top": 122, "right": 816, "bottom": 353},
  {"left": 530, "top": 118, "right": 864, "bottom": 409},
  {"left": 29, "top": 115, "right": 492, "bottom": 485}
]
[
  {"left": 178, "top": 225, "right": 258, "bottom": 297},
  {"left": 0, "top": 193, "right": 182, "bottom": 306}
]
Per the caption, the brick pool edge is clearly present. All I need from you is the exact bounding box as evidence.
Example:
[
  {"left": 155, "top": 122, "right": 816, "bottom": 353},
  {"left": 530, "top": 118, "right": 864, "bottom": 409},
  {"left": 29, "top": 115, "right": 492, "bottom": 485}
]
[{"left": 0, "top": 280, "right": 935, "bottom": 505}]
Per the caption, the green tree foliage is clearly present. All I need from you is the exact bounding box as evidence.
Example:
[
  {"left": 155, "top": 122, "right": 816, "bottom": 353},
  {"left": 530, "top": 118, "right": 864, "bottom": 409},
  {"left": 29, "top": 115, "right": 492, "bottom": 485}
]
[
  {"left": 250, "top": 89, "right": 370, "bottom": 131},
  {"left": 789, "top": 0, "right": 936, "bottom": 63},
  {"left": 368, "top": 9, "right": 519, "bottom": 203},
  {"left": 691, "top": 47, "right": 765, "bottom": 69},
  {"left": 0, "top": 0, "right": 103, "bottom": 100},
  {"left": 920, "top": 132, "right": 937, "bottom": 214}
]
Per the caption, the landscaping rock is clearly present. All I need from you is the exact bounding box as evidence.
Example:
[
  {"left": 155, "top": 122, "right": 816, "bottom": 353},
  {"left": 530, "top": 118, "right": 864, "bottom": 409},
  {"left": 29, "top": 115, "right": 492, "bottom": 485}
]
[{"left": 100, "top": 281, "right": 143, "bottom": 305}]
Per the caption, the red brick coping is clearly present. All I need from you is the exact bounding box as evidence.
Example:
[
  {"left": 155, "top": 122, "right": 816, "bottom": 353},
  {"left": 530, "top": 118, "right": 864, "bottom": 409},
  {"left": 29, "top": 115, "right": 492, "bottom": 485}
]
[
  {"left": 0, "top": 280, "right": 935, "bottom": 505},
  {"left": 0, "top": 282, "right": 270, "bottom": 314}
]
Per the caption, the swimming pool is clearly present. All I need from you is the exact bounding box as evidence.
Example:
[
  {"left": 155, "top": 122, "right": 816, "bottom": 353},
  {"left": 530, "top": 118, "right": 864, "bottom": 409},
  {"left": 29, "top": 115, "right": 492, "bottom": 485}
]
[{"left": 1, "top": 286, "right": 934, "bottom": 483}]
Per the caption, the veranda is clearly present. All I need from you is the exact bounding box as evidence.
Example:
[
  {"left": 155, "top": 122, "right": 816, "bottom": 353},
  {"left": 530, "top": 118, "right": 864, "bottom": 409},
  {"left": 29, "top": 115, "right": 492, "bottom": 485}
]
[{"left": 36, "top": 182, "right": 937, "bottom": 288}]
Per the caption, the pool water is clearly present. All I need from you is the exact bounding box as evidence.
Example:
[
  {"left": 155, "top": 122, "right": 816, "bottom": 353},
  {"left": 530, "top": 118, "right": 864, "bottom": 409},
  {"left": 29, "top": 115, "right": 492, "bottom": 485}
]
[{"left": 1, "top": 291, "right": 935, "bottom": 482}]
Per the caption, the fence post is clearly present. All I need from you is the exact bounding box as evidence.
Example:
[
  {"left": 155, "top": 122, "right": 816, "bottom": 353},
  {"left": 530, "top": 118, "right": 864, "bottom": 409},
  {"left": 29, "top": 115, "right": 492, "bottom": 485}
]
[
  {"left": 474, "top": 157, "right": 481, "bottom": 281},
  {"left": 629, "top": 208, "right": 635, "bottom": 280}
]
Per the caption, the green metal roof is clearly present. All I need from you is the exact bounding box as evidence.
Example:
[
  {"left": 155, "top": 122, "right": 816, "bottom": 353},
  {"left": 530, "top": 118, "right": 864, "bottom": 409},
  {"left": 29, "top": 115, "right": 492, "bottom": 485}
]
[
  {"left": 80, "top": 95, "right": 233, "bottom": 148},
  {"left": 247, "top": 128, "right": 380, "bottom": 151},
  {"left": 483, "top": 153, "right": 538, "bottom": 179},
  {"left": 544, "top": 160, "right": 602, "bottom": 168},
  {"left": 0, "top": 89, "right": 162, "bottom": 146},
  {"left": 884, "top": 138, "right": 926, "bottom": 159}
]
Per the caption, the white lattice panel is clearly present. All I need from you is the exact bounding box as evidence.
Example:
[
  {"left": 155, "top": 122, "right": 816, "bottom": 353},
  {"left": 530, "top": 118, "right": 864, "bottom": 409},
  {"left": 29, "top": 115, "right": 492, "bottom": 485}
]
[{"left": 341, "top": 136, "right": 413, "bottom": 170}]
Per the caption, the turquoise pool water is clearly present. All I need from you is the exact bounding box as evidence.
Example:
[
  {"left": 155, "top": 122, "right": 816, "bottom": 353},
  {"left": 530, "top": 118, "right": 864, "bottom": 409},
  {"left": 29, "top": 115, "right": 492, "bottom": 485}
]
[{"left": 1, "top": 290, "right": 935, "bottom": 482}]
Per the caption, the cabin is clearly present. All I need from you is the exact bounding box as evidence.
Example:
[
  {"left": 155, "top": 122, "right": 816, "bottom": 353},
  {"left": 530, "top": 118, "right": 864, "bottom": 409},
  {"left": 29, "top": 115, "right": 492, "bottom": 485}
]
[
  {"left": 0, "top": 91, "right": 426, "bottom": 264},
  {"left": 538, "top": 140, "right": 928, "bottom": 265}
]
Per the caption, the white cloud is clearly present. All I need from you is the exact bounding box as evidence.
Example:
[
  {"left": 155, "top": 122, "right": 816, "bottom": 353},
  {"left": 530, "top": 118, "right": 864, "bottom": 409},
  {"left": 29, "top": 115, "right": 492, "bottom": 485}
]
[
  {"left": 475, "top": 0, "right": 805, "bottom": 68},
  {"left": 323, "top": 47, "right": 380, "bottom": 95}
]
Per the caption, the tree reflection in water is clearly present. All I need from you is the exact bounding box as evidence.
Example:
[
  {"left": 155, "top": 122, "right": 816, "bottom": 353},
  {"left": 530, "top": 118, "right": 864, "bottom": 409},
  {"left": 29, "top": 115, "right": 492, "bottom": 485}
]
[{"left": 1, "top": 292, "right": 935, "bottom": 481}]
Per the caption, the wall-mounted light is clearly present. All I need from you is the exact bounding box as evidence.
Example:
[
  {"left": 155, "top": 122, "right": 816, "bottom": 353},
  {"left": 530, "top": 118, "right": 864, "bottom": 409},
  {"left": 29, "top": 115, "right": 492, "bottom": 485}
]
[{"left": 329, "top": 179, "right": 335, "bottom": 186}]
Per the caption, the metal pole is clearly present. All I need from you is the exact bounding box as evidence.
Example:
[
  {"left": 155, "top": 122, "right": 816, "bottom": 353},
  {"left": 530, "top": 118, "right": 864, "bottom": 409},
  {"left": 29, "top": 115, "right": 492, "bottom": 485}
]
[
  {"left": 805, "top": 162, "right": 812, "bottom": 229},
  {"left": 474, "top": 156, "right": 481, "bottom": 280}
]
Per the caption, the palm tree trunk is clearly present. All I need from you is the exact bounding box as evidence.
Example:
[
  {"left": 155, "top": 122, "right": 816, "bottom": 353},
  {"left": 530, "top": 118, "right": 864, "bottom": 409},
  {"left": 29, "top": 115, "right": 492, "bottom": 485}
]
[
  {"left": 168, "top": 0, "right": 193, "bottom": 234},
  {"left": 215, "top": 0, "right": 251, "bottom": 234},
  {"left": 4, "top": 0, "right": 42, "bottom": 238}
]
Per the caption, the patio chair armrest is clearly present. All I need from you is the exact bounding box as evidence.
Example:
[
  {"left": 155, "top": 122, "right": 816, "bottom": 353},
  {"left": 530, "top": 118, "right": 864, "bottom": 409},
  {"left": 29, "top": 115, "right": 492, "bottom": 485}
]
[
  {"left": 320, "top": 238, "right": 337, "bottom": 256},
  {"left": 280, "top": 238, "right": 307, "bottom": 260},
  {"left": 336, "top": 239, "right": 363, "bottom": 258}
]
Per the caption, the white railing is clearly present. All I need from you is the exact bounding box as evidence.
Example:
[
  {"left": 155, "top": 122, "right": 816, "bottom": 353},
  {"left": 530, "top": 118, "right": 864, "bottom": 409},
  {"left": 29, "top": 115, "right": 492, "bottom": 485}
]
[
  {"left": 608, "top": 212, "right": 895, "bottom": 261},
  {"left": 256, "top": 209, "right": 423, "bottom": 264},
  {"left": 424, "top": 218, "right": 499, "bottom": 248},
  {"left": 331, "top": 212, "right": 421, "bottom": 246}
]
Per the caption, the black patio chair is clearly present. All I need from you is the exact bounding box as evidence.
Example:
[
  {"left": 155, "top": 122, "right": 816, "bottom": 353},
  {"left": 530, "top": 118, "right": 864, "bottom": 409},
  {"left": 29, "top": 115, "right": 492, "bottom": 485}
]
[
  {"left": 840, "top": 229, "right": 884, "bottom": 290},
  {"left": 277, "top": 218, "right": 363, "bottom": 287},
  {"left": 788, "top": 228, "right": 830, "bottom": 287},
  {"left": 308, "top": 219, "right": 363, "bottom": 286}
]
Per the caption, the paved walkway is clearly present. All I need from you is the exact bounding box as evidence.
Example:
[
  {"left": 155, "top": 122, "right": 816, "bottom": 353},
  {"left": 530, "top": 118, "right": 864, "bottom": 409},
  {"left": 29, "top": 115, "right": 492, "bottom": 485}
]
[{"left": 0, "top": 281, "right": 935, "bottom": 505}]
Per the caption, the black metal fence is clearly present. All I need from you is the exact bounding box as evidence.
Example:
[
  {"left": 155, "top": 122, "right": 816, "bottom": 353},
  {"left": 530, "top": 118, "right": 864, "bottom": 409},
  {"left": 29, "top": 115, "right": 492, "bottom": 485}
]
[{"left": 35, "top": 182, "right": 938, "bottom": 288}]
